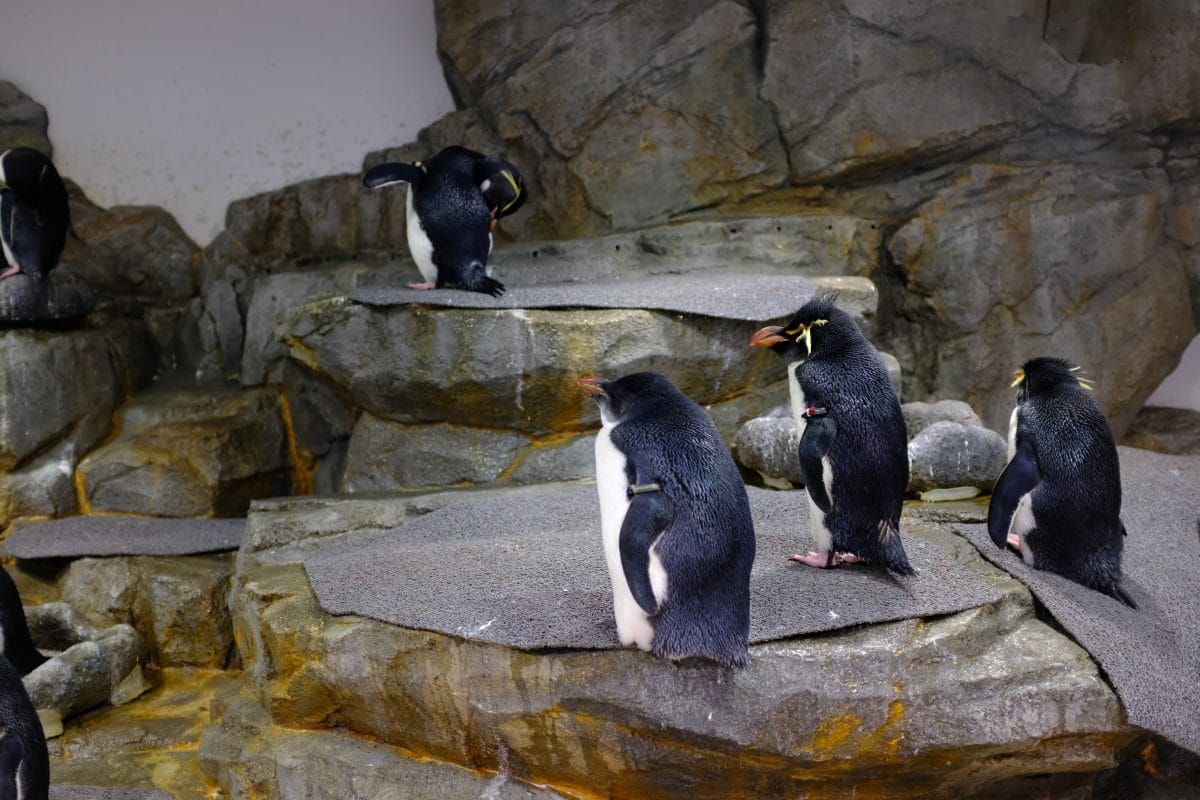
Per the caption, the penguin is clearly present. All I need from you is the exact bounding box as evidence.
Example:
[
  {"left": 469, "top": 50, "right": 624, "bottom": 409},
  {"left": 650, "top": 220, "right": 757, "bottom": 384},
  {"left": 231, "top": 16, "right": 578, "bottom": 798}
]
[
  {"left": 0, "top": 147, "right": 70, "bottom": 295},
  {"left": 579, "top": 371, "right": 756, "bottom": 668},
  {"left": 0, "top": 652, "right": 49, "bottom": 800},
  {"left": 750, "top": 295, "right": 914, "bottom": 576},
  {"left": 0, "top": 567, "right": 46, "bottom": 677},
  {"left": 362, "top": 146, "right": 526, "bottom": 297},
  {"left": 988, "top": 357, "right": 1135, "bottom": 608}
]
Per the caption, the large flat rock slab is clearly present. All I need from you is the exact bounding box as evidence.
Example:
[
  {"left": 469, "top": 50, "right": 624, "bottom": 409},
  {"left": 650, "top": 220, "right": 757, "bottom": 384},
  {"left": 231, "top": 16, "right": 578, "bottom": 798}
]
[
  {"left": 303, "top": 486, "right": 1005, "bottom": 650},
  {"left": 351, "top": 273, "right": 818, "bottom": 322},
  {"left": 955, "top": 447, "right": 1200, "bottom": 755},
  {"left": 4, "top": 516, "right": 245, "bottom": 558},
  {"left": 50, "top": 788, "right": 171, "bottom": 800}
]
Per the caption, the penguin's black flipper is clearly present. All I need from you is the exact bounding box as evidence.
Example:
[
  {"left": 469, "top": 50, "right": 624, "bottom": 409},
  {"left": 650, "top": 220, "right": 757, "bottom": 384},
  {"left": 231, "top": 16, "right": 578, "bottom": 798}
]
[
  {"left": 363, "top": 162, "right": 425, "bottom": 189},
  {"left": 798, "top": 415, "right": 837, "bottom": 514},
  {"left": 987, "top": 438, "right": 1040, "bottom": 548},
  {"left": 0, "top": 732, "right": 21, "bottom": 800},
  {"left": 619, "top": 486, "right": 673, "bottom": 615}
]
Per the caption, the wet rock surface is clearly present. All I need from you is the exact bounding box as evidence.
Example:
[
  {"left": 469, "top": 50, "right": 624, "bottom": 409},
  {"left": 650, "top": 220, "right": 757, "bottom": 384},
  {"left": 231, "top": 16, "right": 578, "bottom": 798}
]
[
  {"left": 0, "top": 269, "right": 96, "bottom": 322},
  {"left": 1121, "top": 405, "right": 1200, "bottom": 456}
]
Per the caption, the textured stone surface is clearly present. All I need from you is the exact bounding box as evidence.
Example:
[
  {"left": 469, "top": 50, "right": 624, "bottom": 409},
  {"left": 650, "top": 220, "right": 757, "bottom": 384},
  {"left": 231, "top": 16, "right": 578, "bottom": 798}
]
[
  {"left": 23, "top": 608, "right": 148, "bottom": 722},
  {"left": 342, "top": 416, "right": 528, "bottom": 492},
  {"left": 0, "top": 327, "right": 123, "bottom": 474},
  {"left": 733, "top": 416, "right": 804, "bottom": 487},
  {"left": 66, "top": 200, "right": 199, "bottom": 301},
  {"left": 0, "top": 81, "right": 51, "bottom": 154},
  {"left": 882, "top": 163, "right": 1196, "bottom": 435},
  {"left": 4, "top": 516, "right": 244, "bottom": 558},
  {"left": 908, "top": 421, "right": 1008, "bottom": 494},
  {"left": 228, "top": 558, "right": 1125, "bottom": 800},
  {"left": 903, "top": 400, "right": 986, "bottom": 438},
  {"left": 60, "top": 554, "right": 235, "bottom": 669},
  {"left": 282, "top": 299, "right": 786, "bottom": 437},
  {"left": 1121, "top": 405, "right": 1200, "bottom": 456},
  {"left": 0, "top": 269, "right": 96, "bottom": 322},
  {"left": 76, "top": 387, "right": 291, "bottom": 517}
]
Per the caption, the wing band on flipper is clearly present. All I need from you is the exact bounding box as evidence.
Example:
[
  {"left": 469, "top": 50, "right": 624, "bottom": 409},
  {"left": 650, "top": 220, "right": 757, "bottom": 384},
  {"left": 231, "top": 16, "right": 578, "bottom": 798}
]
[
  {"left": 619, "top": 483, "right": 673, "bottom": 615},
  {"left": 987, "top": 437, "right": 1040, "bottom": 548},
  {"left": 799, "top": 415, "right": 837, "bottom": 514}
]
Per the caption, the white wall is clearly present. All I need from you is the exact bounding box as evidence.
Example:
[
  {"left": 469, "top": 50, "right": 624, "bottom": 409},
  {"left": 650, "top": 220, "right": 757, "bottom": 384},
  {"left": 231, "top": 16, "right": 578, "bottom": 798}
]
[{"left": 0, "top": 0, "right": 454, "bottom": 246}]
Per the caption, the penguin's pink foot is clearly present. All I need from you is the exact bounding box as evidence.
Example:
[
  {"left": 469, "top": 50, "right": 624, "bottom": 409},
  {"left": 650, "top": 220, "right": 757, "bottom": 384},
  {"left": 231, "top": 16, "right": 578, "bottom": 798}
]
[
  {"left": 790, "top": 551, "right": 835, "bottom": 568},
  {"left": 0, "top": 263, "right": 22, "bottom": 280},
  {"left": 1006, "top": 532, "right": 1022, "bottom": 550},
  {"left": 836, "top": 552, "right": 864, "bottom": 564},
  {"left": 406, "top": 281, "right": 437, "bottom": 290}
]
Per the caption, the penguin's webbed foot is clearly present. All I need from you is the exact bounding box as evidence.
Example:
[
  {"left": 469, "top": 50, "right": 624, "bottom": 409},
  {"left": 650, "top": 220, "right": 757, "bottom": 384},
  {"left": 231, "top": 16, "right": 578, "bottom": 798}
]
[
  {"left": 1006, "top": 532, "right": 1022, "bottom": 552},
  {"left": 789, "top": 550, "right": 863, "bottom": 568},
  {"left": 0, "top": 263, "right": 22, "bottom": 280},
  {"left": 406, "top": 281, "right": 437, "bottom": 290}
]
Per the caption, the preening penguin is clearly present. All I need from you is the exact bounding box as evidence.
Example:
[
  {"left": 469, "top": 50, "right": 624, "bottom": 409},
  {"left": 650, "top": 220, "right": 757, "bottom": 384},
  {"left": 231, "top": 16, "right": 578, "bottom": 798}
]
[
  {"left": 0, "top": 567, "right": 46, "bottom": 677},
  {"left": 363, "top": 146, "right": 526, "bottom": 297},
  {"left": 0, "top": 147, "right": 70, "bottom": 294},
  {"left": 0, "top": 653, "right": 49, "bottom": 800},
  {"left": 579, "top": 371, "right": 755, "bottom": 668},
  {"left": 988, "top": 357, "right": 1135, "bottom": 607},
  {"left": 750, "top": 296, "right": 914, "bottom": 576}
]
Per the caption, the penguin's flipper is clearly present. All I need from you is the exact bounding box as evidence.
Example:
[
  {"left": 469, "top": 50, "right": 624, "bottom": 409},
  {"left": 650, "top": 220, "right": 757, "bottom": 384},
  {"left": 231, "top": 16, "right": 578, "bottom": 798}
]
[
  {"left": 987, "top": 438, "right": 1040, "bottom": 548},
  {"left": 455, "top": 261, "right": 505, "bottom": 297},
  {"left": 798, "top": 415, "right": 837, "bottom": 514},
  {"left": 619, "top": 485, "right": 673, "bottom": 615},
  {"left": 363, "top": 162, "right": 425, "bottom": 189}
]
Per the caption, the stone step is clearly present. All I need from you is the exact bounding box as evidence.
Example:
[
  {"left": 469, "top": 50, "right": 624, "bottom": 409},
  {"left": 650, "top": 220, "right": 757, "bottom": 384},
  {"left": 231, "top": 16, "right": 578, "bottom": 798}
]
[
  {"left": 246, "top": 257, "right": 885, "bottom": 495},
  {"left": 208, "top": 480, "right": 1134, "bottom": 799}
]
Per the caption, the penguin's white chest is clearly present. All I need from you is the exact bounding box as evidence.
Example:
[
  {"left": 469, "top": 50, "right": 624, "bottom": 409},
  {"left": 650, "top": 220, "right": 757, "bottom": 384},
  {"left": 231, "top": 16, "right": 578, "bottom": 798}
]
[
  {"left": 405, "top": 187, "right": 437, "bottom": 284},
  {"left": 594, "top": 422, "right": 655, "bottom": 651}
]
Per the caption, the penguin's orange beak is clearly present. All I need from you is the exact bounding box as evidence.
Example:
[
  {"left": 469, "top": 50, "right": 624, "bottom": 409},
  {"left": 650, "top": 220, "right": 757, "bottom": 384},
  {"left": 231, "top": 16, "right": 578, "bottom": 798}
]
[
  {"left": 578, "top": 376, "right": 606, "bottom": 396},
  {"left": 749, "top": 325, "right": 786, "bottom": 348}
]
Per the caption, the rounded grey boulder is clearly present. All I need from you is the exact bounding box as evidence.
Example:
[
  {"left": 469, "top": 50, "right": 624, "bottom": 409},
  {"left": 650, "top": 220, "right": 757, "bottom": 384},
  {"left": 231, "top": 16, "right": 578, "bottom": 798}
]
[
  {"left": 908, "top": 420, "right": 1007, "bottom": 494},
  {"left": 0, "top": 268, "right": 95, "bottom": 323},
  {"left": 902, "top": 399, "right": 985, "bottom": 439}
]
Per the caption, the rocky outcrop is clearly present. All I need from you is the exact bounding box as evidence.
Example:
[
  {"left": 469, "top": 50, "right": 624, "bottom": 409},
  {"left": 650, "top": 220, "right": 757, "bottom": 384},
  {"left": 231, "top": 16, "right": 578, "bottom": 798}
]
[
  {"left": 0, "top": 81, "right": 51, "bottom": 154},
  {"left": 76, "top": 387, "right": 292, "bottom": 517},
  {"left": 907, "top": 421, "right": 1008, "bottom": 495}
]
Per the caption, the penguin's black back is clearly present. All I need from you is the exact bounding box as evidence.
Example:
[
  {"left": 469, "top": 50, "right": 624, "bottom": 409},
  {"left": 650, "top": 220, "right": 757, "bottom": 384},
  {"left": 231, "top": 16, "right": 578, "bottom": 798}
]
[
  {"left": 607, "top": 372, "right": 755, "bottom": 667},
  {"left": 1017, "top": 358, "right": 1126, "bottom": 598},
  {"left": 0, "top": 148, "right": 69, "bottom": 284},
  {"left": 0, "top": 652, "right": 49, "bottom": 800},
  {"left": 413, "top": 147, "right": 495, "bottom": 292},
  {"left": 0, "top": 567, "right": 46, "bottom": 677},
  {"left": 795, "top": 303, "right": 911, "bottom": 572}
]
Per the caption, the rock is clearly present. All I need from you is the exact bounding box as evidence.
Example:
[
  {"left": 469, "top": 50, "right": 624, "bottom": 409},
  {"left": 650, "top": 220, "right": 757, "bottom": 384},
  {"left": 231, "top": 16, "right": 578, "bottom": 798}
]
[
  {"left": 0, "top": 81, "right": 51, "bottom": 154},
  {"left": 733, "top": 416, "right": 803, "bottom": 487},
  {"left": 65, "top": 200, "right": 199, "bottom": 301},
  {"left": 506, "top": 433, "right": 596, "bottom": 486},
  {"left": 60, "top": 554, "right": 235, "bottom": 669},
  {"left": 342, "top": 416, "right": 528, "bottom": 492},
  {"left": 881, "top": 163, "right": 1197, "bottom": 436},
  {"left": 282, "top": 300, "right": 785, "bottom": 438},
  {"left": 0, "top": 269, "right": 96, "bottom": 322},
  {"left": 23, "top": 614, "right": 149, "bottom": 722},
  {"left": 436, "top": 1, "right": 788, "bottom": 239},
  {"left": 76, "top": 387, "right": 292, "bottom": 517},
  {"left": 221, "top": 556, "right": 1126, "bottom": 799},
  {"left": 0, "top": 327, "right": 123, "bottom": 474},
  {"left": 1121, "top": 406, "right": 1200, "bottom": 456},
  {"left": 907, "top": 421, "right": 1008, "bottom": 494},
  {"left": 903, "top": 400, "right": 986, "bottom": 439}
]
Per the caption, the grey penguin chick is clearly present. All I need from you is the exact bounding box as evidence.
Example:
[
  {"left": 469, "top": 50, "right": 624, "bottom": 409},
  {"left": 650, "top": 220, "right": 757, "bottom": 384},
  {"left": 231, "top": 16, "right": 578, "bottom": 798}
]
[
  {"left": 750, "top": 295, "right": 914, "bottom": 575},
  {"left": 579, "top": 371, "right": 756, "bottom": 668},
  {"left": 988, "top": 356, "right": 1135, "bottom": 607},
  {"left": 0, "top": 652, "right": 49, "bottom": 799}
]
